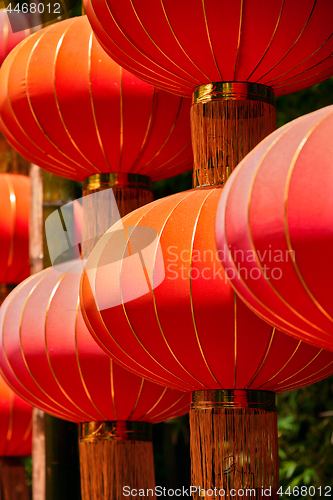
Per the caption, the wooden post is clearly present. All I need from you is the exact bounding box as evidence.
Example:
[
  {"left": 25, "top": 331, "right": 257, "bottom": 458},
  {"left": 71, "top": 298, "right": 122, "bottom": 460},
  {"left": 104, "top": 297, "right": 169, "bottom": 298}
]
[
  {"left": 30, "top": 168, "right": 81, "bottom": 500},
  {"left": 29, "top": 165, "right": 45, "bottom": 500}
]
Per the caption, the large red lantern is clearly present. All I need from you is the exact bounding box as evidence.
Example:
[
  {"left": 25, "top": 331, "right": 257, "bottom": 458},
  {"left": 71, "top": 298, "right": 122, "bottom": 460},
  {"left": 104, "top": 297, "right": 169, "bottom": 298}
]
[
  {"left": 80, "top": 186, "right": 333, "bottom": 495},
  {"left": 84, "top": 0, "right": 333, "bottom": 185},
  {"left": 84, "top": 0, "right": 333, "bottom": 96},
  {"left": 215, "top": 104, "right": 333, "bottom": 352},
  {"left": 0, "top": 173, "right": 30, "bottom": 292},
  {"left": 0, "top": 15, "right": 193, "bottom": 216},
  {"left": 0, "top": 9, "right": 31, "bottom": 67},
  {"left": 0, "top": 262, "right": 190, "bottom": 499}
]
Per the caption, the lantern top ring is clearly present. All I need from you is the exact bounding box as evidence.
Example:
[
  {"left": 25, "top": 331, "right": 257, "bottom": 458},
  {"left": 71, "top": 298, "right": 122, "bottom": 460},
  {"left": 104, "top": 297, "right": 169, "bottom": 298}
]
[
  {"left": 79, "top": 421, "right": 153, "bottom": 443},
  {"left": 192, "top": 82, "right": 275, "bottom": 106},
  {"left": 191, "top": 389, "right": 276, "bottom": 412},
  {"left": 83, "top": 173, "right": 153, "bottom": 193}
]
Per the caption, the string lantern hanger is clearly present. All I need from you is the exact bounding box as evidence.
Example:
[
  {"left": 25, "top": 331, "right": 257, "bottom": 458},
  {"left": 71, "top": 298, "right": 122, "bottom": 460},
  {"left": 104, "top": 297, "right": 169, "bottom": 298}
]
[{"left": 84, "top": 0, "right": 333, "bottom": 186}]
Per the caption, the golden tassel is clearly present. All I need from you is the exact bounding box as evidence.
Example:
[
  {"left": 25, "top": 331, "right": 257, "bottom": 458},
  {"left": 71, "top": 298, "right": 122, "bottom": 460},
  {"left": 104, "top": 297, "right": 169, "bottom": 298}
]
[
  {"left": 190, "top": 390, "right": 279, "bottom": 499},
  {"left": 79, "top": 422, "right": 155, "bottom": 500},
  {"left": 191, "top": 83, "right": 276, "bottom": 187},
  {"left": 82, "top": 173, "right": 153, "bottom": 257}
]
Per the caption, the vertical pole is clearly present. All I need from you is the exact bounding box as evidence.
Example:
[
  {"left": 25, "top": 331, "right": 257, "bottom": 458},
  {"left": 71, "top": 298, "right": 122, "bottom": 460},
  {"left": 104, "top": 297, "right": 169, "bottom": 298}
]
[
  {"left": 29, "top": 164, "right": 45, "bottom": 500},
  {"left": 42, "top": 171, "right": 81, "bottom": 500},
  {"left": 30, "top": 168, "right": 81, "bottom": 500}
]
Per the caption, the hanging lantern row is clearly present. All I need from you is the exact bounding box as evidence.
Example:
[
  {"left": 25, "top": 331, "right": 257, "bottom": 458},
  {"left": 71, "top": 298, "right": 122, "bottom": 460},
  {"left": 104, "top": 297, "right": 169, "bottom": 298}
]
[{"left": 0, "top": 1, "right": 332, "bottom": 498}]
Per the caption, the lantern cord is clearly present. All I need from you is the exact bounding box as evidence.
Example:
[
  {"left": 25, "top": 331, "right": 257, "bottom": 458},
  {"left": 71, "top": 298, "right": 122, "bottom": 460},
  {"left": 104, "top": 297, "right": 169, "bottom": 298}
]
[
  {"left": 191, "top": 99, "right": 276, "bottom": 187},
  {"left": 190, "top": 407, "right": 279, "bottom": 499},
  {"left": 79, "top": 439, "right": 156, "bottom": 500},
  {"left": 0, "top": 459, "right": 30, "bottom": 500}
]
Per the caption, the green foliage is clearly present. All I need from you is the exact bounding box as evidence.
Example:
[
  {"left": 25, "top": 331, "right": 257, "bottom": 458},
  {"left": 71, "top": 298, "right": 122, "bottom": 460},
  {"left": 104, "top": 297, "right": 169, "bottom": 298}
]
[
  {"left": 278, "top": 378, "right": 333, "bottom": 495},
  {"left": 22, "top": 456, "right": 32, "bottom": 487}
]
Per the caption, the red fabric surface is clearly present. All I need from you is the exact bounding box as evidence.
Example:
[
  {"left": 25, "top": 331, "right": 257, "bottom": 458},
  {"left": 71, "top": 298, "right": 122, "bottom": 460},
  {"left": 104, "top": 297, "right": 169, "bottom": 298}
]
[
  {"left": 0, "top": 262, "right": 190, "bottom": 424},
  {"left": 0, "top": 10, "right": 30, "bottom": 67},
  {"left": 84, "top": 0, "right": 333, "bottom": 97},
  {"left": 0, "top": 16, "right": 192, "bottom": 182},
  {"left": 0, "top": 173, "right": 30, "bottom": 284},
  {"left": 0, "top": 376, "right": 32, "bottom": 456},
  {"left": 81, "top": 186, "right": 333, "bottom": 393},
  {"left": 216, "top": 104, "right": 333, "bottom": 351}
]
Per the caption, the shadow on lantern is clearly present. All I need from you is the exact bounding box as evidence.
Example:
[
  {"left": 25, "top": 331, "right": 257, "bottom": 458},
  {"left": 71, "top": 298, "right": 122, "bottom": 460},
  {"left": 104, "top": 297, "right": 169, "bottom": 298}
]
[{"left": 44, "top": 187, "right": 165, "bottom": 307}]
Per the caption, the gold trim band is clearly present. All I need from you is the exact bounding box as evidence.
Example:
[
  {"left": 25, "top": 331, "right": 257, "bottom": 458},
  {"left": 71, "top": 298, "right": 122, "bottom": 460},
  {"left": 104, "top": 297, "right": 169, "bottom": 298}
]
[
  {"left": 192, "top": 82, "right": 274, "bottom": 105},
  {"left": 79, "top": 421, "right": 153, "bottom": 443},
  {"left": 83, "top": 173, "right": 153, "bottom": 193},
  {"left": 191, "top": 389, "right": 276, "bottom": 412}
]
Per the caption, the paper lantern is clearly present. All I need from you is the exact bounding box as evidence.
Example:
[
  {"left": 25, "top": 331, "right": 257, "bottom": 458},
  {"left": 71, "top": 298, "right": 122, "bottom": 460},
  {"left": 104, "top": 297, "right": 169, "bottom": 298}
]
[
  {"left": 215, "top": 104, "right": 333, "bottom": 352},
  {"left": 80, "top": 186, "right": 333, "bottom": 494},
  {"left": 0, "top": 261, "right": 190, "bottom": 499},
  {"left": 0, "top": 375, "right": 32, "bottom": 457},
  {"left": 0, "top": 15, "right": 193, "bottom": 216},
  {"left": 0, "top": 375, "right": 32, "bottom": 500},
  {"left": 0, "top": 9, "right": 30, "bottom": 67},
  {"left": 84, "top": 0, "right": 333, "bottom": 185},
  {"left": 0, "top": 173, "right": 30, "bottom": 291}
]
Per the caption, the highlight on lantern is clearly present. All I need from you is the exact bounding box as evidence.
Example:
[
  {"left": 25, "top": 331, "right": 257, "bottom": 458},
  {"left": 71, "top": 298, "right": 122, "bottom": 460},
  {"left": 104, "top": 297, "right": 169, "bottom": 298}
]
[{"left": 44, "top": 188, "right": 165, "bottom": 306}]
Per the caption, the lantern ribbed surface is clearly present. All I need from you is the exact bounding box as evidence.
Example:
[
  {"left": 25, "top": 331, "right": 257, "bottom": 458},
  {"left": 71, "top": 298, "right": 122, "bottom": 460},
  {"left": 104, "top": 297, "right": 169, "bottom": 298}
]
[
  {"left": 84, "top": 0, "right": 333, "bottom": 96},
  {"left": 0, "top": 173, "right": 30, "bottom": 285},
  {"left": 0, "top": 262, "right": 190, "bottom": 424},
  {"left": 80, "top": 186, "right": 333, "bottom": 393},
  {"left": 0, "top": 375, "right": 32, "bottom": 457},
  {"left": 216, "top": 104, "right": 333, "bottom": 352},
  {"left": 0, "top": 16, "right": 193, "bottom": 182}
]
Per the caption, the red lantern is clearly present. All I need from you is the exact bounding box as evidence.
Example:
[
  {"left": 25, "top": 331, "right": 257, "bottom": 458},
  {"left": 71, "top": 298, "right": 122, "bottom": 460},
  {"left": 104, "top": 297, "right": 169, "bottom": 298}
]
[
  {"left": 85, "top": 0, "right": 333, "bottom": 97},
  {"left": 80, "top": 186, "right": 333, "bottom": 494},
  {"left": 0, "top": 375, "right": 32, "bottom": 500},
  {"left": 0, "top": 9, "right": 30, "bottom": 67},
  {"left": 0, "top": 262, "right": 190, "bottom": 498},
  {"left": 84, "top": 0, "right": 333, "bottom": 185},
  {"left": 0, "top": 173, "right": 30, "bottom": 289},
  {"left": 0, "top": 375, "right": 32, "bottom": 457},
  {"left": 0, "top": 16, "right": 192, "bottom": 202},
  {"left": 215, "top": 104, "right": 333, "bottom": 352}
]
